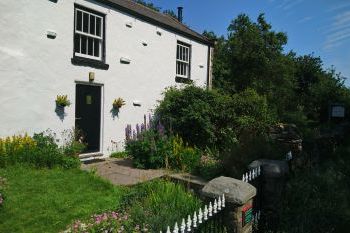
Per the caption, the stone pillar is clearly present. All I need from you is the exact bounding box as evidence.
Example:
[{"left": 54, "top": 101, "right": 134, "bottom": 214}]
[
  {"left": 201, "top": 176, "right": 256, "bottom": 233},
  {"left": 248, "top": 159, "right": 289, "bottom": 231}
]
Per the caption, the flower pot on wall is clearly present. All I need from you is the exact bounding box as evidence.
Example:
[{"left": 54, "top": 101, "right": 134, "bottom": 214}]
[
  {"left": 55, "top": 95, "right": 70, "bottom": 121},
  {"left": 112, "top": 98, "right": 126, "bottom": 109},
  {"left": 55, "top": 95, "right": 71, "bottom": 108},
  {"left": 111, "top": 98, "right": 126, "bottom": 119}
]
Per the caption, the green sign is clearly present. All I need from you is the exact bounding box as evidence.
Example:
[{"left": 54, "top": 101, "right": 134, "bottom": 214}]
[{"left": 242, "top": 204, "right": 253, "bottom": 227}]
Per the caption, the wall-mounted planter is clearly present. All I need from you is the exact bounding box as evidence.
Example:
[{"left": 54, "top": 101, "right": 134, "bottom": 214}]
[
  {"left": 55, "top": 95, "right": 71, "bottom": 108},
  {"left": 120, "top": 57, "right": 131, "bottom": 64},
  {"left": 113, "top": 97, "right": 126, "bottom": 109}
]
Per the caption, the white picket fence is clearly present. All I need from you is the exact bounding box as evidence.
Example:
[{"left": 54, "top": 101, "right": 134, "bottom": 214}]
[
  {"left": 242, "top": 166, "right": 261, "bottom": 183},
  {"left": 160, "top": 194, "right": 226, "bottom": 233},
  {"left": 242, "top": 166, "right": 262, "bottom": 225}
]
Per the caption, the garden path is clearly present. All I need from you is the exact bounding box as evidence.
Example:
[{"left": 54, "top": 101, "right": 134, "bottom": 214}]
[{"left": 81, "top": 158, "right": 167, "bottom": 186}]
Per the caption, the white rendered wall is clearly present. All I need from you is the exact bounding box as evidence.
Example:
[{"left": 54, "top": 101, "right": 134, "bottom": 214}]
[{"left": 0, "top": 0, "right": 210, "bottom": 156}]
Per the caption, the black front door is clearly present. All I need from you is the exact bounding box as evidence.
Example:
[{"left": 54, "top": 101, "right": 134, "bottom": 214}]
[{"left": 75, "top": 84, "right": 101, "bottom": 153}]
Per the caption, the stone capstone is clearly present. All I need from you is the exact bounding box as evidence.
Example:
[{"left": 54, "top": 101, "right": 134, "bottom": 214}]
[{"left": 201, "top": 176, "right": 256, "bottom": 206}]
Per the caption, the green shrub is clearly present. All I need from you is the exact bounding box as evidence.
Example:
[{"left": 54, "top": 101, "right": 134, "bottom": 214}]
[
  {"left": 0, "top": 131, "right": 81, "bottom": 169},
  {"left": 222, "top": 134, "right": 284, "bottom": 178},
  {"left": 126, "top": 132, "right": 200, "bottom": 172},
  {"left": 197, "top": 155, "right": 223, "bottom": 180},
  {"left": 155, "top": 86, "right": 236, "bottom": 150},
  {"left": 122, "top": 179, "right": 202, "bottom": 232},
  {"left": 155, "top": 86, "right": 275, "bottom": 152}
]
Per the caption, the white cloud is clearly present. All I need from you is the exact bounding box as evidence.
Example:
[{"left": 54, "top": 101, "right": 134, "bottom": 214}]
[
  {"left": 326, "top": 2, "right": 350, "bottom": 12},
  {"left": 297, "top": 16, "right": 312, "bottom": 23},
  {"left": 276, "top": 0, "right": 304, "bottom": 11},
  {"left": 323, "top": 10, "right": 350, "bottom": 51}
]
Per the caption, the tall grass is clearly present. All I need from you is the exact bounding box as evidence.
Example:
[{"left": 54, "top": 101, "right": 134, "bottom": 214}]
[{"left": 122, "top": 179, "right": 202, "bottom": 232}]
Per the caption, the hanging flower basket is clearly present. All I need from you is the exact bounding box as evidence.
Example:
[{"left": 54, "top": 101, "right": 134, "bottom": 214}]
[
  {"left": 55, "top": 95, "right": 71, "bottom": 107},
  {"left": 113, "top": 98, "right": 126, "bottom": 109}
]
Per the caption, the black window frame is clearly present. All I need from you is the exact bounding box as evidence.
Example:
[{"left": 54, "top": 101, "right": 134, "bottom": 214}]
[{"left": 71, "top": 4, "right": 109, "bottom": 70}]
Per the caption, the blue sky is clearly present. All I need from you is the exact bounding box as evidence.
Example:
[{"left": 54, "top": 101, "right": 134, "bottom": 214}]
[{"left": 151, "top": 0, "right": 350, "bottom": 86}]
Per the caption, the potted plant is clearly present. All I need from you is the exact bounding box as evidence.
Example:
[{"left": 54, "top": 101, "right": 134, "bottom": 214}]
[
  {"left": 55, "top": 95, "right": 71, "bottom": 107},
  {"left": 112, "top": 98, "right": 126, "bottom": 109}
]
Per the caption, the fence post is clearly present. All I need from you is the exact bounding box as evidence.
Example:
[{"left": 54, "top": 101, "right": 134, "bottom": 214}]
[{"left": 201, "top": 176, "right": 256, "bottom": 233}]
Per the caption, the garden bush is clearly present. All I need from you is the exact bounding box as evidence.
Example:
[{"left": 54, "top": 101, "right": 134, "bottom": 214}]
[
  {"left": 155, "top": 85, "right": 237, "bottom": 150},
  {"left": 126, "top": 131, "right": 200, "bottom": 172},
  {"left": 0, "top": 130, "right": 83, "bottom": 169},
  {"left": 155, "top": 86, "right": 274, "bottom": 151},
  {"left": 197, "top": 154, "right": 223, "bottom": 180}
]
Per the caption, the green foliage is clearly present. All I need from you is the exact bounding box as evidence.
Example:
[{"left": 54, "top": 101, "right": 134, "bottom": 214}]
[
  {"left": 222, "top": 134, "right": 284, "bottom": 177},
  {"left": 126, "top": 131, "right": 200, "bottom": 172},
  {"left": 135, "top": 0, "right": 161, "bottom": 12},
  {"left": 56, "top": 95, "right": 71, "bottom": 107},
  {"left": 211, "top": 13, "right": 350, "bottom": 128},
  {"left": 156, "top": 86, "right": 236, "bottom": 150},
  {"left": 197, "top": 153, "right": 223, "bottom": 180},
  {"left": 156, "top": 86, "right": 274, "bottom": 151},
  {"left": 121, "top": 179, "right": 202, "bottom": 232},
  {"left": 163, "top": 9, "right": 177, "bottom": 19},
  {"left": 279, "top": 167, "right": 350, "bottom": 232},
  {"left": 110, "top": 151, "right": 129, "bottom": 158},
  {"left": 0, "top": 130, "right": 82, "bottom": 169}
]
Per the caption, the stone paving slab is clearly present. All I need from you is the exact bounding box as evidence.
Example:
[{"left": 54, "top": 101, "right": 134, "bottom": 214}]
[{"left": 81, "top": 158, "right": 167, "bottom": 186}]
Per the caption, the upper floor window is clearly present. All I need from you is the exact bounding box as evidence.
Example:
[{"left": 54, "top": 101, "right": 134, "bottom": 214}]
[
  {"left": 176, "top": 41, "right": 191, "bottom": 79},
  {"left": 74, "top": 6, "right": 104, "bottom": 61}
]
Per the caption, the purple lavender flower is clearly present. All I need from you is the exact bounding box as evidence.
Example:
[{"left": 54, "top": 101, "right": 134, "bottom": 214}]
[
  {"left": 157, "top": 122, "right": 165, "bottom": 136},
  {"left": 149, "top": 113, "right": 153, "bottom": 129},
  {"left": 136, "top": 124, "right": 140, "bottom": 138},
  {"left": 132, "top": 130, "right": 136, "bottom": 140}
]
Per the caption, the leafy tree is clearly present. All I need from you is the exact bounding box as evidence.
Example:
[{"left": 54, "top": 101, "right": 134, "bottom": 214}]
[
  {"left": 211, "top": 13, "right": 350, "bottom": 128},
  {"left": 163, "top": 9, "right": 177, "bottom": 19},
  {"left": 135, "top": 0, "right": 161, "bottom": 12}
]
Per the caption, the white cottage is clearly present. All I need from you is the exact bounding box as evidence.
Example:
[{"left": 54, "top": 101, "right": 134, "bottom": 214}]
[{"left": 0, "top": 0, "right": 214, "bottom": 157}]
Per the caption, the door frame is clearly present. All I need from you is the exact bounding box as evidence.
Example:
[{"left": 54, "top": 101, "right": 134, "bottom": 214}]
[{"left": 75, "top": 81, "right": 104, "bottom": 157}]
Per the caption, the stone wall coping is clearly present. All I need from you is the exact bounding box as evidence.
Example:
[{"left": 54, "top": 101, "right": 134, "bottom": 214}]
[{"left": 201, "top": 176, "right": 256, "bottom": 205}]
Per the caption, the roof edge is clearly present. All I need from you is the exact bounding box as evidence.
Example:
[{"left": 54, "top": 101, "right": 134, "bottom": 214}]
[{"left": 95, "top": 0, "right": 215, "bottom": 46}]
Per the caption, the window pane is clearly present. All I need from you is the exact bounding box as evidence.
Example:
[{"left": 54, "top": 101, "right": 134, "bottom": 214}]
[
  {"left": 182, "top": 46, "right": 185, "bottom": 60},
  {"left": 88, "top": 37, "right": 93, "bottom": 56},
  {"left": 81, "top": 35, "right": 87, "bottom": 54},
  {"left": 177, "top": 45, "right": 180, "bottom": 60},
  {"left": 76, "top": 10, "right": 82, "bottom": 31},
  {"left": 74, "top": 34, "right": 80, "bottom": 53},
  {"left": 96, "top": 17, "right": 101, "bottom": 36},
  {"left": 90, "top": 15, "right": 95, "bottom": 35},
  {"left": 83, "top": 12, "right": 89, "bottom": 33},
  {"left": 94, "top": 39, "right": 100, "bottom": 57}
]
